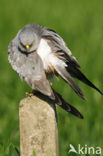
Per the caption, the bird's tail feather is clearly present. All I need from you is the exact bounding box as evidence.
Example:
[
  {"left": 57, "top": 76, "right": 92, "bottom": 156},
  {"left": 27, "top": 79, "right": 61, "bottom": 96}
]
[
  {"left": 53, "top": 90, "right": 84, "bottom": 119},
  {"left": 66, "top": 64, "right": 103, "bottom": 95},
  {"left": 55, "top": 65, "right": 86, "bottom": 100}
]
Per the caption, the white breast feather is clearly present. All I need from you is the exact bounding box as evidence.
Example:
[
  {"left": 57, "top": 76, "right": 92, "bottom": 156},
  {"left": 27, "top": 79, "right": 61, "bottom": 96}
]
[{"left": 37, "top": 39, "right": 67, "bottom": 71}]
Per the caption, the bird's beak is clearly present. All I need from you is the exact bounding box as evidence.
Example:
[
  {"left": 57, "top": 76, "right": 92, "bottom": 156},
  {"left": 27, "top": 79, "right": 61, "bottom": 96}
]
[{"left": 26, "top": 45, "right": 30, "bottom": 49}]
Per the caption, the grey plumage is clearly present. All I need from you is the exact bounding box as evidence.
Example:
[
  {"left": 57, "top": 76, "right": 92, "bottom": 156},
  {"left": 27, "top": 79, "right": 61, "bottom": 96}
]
[
  {"left": 8, "top": 24, "right": 103, "bottom": 119},
  {"left": 8, "top": 41, "right": 54, "bottom": 99}
]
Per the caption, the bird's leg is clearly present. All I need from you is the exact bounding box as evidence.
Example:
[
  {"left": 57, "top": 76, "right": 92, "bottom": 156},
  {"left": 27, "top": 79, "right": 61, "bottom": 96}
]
[
  {"left": 25, "top": 92, "right": 33, "bottom": 97},
  {"left": 25, "top": 90, "right": 36, "bottom": 97}
]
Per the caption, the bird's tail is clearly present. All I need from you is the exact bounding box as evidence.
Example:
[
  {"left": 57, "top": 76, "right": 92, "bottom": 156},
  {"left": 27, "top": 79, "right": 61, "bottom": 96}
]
[
  {"left": 33, "top": 89, "right": 83, "bottom": 119},
  {"left": 54, "top": 90, "right": 84, "bottom": 119}
]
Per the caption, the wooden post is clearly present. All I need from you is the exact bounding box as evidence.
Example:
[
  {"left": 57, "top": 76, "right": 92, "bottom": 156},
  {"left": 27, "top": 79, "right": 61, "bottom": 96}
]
[{"left": 19, "top": 94, "right": 58, "bottom": 156}]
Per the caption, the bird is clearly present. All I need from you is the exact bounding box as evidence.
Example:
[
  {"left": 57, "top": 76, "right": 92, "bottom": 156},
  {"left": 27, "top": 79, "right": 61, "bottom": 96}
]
[{"left": 8, "top": 24, "right": 103, "bottom": 119}]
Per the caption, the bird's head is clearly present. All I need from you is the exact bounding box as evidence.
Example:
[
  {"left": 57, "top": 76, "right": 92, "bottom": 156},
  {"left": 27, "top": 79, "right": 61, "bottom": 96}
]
[{"left": 18, "top": 27, "right": 40, "bottom": 53}]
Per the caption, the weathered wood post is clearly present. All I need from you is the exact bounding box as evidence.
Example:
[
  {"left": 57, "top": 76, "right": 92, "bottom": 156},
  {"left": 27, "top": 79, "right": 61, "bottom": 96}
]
[{"left": 19, "top": 94, "right": 58, "bottom": 156}]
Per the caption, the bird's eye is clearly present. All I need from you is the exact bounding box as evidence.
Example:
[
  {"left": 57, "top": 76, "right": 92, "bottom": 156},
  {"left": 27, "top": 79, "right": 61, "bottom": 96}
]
[
  {"left": 26, "top": 45, "right": 30, "bottom": 49},
  {"left": 20, "top": 41, "right": 35, "bottom": 50},
  {"left": 27, "top": 42, "right": 35, "bottom": 49}
]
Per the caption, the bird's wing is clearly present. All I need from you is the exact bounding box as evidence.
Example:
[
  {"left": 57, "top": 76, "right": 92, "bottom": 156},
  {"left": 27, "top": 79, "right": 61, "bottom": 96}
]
[
  {"left": 54, "top": 62, "right": 85, "bottom": 100},
  {"left": 42, "top": 27, "right": 80, "bottom": 68},
  {"left": 41, "top": 28, "right": 103, "bottom": 96},
  {"left": 37, "top": 37, "right": 85, "bottom": 100},
  {"left": 66, "top": 63, "right": 103, "bottom": 95}
]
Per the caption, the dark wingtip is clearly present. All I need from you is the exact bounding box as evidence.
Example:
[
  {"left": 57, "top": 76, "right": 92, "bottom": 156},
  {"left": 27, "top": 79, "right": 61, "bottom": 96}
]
[
  {"left": 97, "top": 88, "right": 103, "bottom": 95},
  {"left": 66, "top": 65, "right": 103, "bottom": 96},
  {"left": 70, "top": 109, "right": 84, "bottom": 119},
  {"left": 78, "top": 113, "right": 84, "bottom": 119},
  {"left": 70, "top": 106, "right": 84, "bottom": 119},
  {"left": 91, "top": 82, "right": 103, "bottom": 95}
]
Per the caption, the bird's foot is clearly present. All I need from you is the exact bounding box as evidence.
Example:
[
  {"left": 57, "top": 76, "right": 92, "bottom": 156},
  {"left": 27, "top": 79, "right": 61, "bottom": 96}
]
[{"left": 25, "top": 92, "right": 34, "bottom": 97}]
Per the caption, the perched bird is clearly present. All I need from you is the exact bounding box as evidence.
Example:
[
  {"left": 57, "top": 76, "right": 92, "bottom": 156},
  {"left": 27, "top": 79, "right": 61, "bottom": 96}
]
[{"left": 8, "top": 24, "right": 103, "bottom": 119}]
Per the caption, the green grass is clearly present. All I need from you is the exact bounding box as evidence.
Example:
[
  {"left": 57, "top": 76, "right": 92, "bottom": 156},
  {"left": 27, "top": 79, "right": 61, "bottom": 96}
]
[{"left": 0, "top": 0, "right": 103, "bottom": 155}]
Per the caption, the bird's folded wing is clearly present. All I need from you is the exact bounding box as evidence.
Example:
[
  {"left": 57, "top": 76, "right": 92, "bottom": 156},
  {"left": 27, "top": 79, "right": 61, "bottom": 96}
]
[
  {"left": 42, "top": 27, "right": 80, "bottom": 68},
  {"left": 42, "top": 28, "right": 103, "bottom": 95},
  {"left": 54, "top": 64, "right": 86, "bottom": 100},
  {"left": 66, "top": 63, "right": 103, "bottom": 95}
]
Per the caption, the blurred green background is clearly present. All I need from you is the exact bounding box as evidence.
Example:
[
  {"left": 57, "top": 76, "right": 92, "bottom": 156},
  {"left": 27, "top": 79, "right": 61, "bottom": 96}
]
[{"left": 0, "top": 0, "right": 103, "bottom": 155}]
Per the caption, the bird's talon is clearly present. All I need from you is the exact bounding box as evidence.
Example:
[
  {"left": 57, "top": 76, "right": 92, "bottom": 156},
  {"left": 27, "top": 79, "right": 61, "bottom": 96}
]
[{"left": 25, "top": 92, "right": 33, "bottom": 97}]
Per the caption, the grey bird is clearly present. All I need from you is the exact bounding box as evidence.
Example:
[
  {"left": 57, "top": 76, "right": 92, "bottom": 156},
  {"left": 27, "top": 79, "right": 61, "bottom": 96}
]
[{"left": 8, "top": 24, "right": 103, "bottom": 119}]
